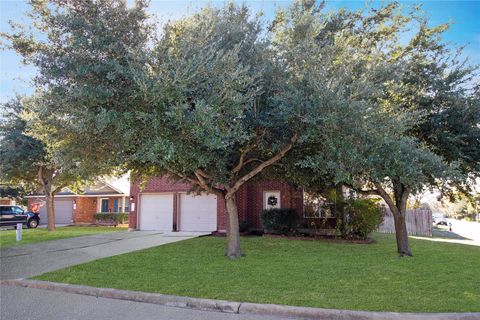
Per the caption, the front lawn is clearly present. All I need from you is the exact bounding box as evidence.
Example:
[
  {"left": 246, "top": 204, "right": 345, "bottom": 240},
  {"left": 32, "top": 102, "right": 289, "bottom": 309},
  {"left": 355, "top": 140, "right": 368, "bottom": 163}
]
[
  {"left": 34, "top": 233, "right": 480, "bottom": 312},
  {"left": 0, "top": 226, "right": 127, "bottom": 248}
]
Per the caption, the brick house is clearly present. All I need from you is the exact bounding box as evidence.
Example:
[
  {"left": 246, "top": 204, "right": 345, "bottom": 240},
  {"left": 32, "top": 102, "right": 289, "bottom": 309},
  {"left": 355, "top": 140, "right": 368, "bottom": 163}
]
[
  {"left": 27, "top": 183, "right": 129, "bottom": 225},
  {"left": 0, "top": 198, "right": 15, "bottom": 205},
  {"left": 129, "top": 176, "right": 303, "bottom": 232}
]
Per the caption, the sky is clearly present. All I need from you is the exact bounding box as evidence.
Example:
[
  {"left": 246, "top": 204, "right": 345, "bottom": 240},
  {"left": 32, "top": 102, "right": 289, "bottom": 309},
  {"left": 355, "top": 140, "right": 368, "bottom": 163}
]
[{"left": 0, "top": 0, "right": 479, "bottom": 103}]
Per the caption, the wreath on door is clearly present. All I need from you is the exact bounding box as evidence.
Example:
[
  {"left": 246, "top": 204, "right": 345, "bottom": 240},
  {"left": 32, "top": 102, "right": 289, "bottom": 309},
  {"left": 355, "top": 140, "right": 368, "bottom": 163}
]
[{"left": 267, "top": 195, "right": 278, "bottom": 207}]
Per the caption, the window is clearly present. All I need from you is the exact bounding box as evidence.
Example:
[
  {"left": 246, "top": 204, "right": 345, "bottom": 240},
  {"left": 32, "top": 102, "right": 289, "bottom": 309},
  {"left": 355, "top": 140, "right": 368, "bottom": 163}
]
[
  {"left": 303, "top": 192, "right": 334, "bottom": 218},
  {"left": 101, "top": 199, "right": 109, "bottom": 213},
  {"left": 12, "top": 206, "right": 24, "bottom": 215},
  {"left": 113, "top": 199, "right": 119, "bottom": 212}
]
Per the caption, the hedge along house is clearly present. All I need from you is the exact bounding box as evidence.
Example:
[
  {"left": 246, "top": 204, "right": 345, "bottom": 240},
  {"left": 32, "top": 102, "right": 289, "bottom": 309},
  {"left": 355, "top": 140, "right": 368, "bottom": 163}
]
[
  {"left": 27, "top": 182, "right": 129, "bottom": 225},
  {"left": 128, "top": 176, "right": 304, "bottom": 233}
]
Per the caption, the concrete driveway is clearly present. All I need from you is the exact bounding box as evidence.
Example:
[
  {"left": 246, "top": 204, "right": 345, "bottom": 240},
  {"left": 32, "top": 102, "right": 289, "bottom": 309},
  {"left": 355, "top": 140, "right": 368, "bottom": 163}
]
[
  {"left": 0, "top": 231, "right": 206, "bottom": 280},
  {"left": 412, "top": 219, "right": 480, "bottom": 246}
]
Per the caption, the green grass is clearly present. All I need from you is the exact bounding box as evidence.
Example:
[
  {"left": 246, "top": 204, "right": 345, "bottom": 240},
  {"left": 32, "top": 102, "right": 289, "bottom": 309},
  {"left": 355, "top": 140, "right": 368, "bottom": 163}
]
[
  {"left": 0, "top": 226, "right": 127, "bottom": 248},
  {"left": 34, "top": 233, "right": 480, "bottom": 312}
]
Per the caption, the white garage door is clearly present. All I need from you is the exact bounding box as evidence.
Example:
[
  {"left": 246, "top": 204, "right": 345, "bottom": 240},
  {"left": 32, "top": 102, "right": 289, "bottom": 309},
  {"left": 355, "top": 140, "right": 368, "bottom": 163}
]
[
  {"left": 180, "top": 193, "right": 217, "bottom": 232},
  {"left": 139, "top": 194, "right": 174, "bottom": 231},
  {"left": 39, "top": 199, "right": 73, "bottom": 225}
]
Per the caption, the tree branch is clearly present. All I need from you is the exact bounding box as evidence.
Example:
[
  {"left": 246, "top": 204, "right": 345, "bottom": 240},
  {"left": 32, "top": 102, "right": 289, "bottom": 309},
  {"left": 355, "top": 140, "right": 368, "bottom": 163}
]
[
  {"left": 374, "top": 182, "right": 398, "bottom": 215},
  {"left": 342, "top": 183, "right": 379, "bottom": 196},
  {"left": 232, "top": 145, "right": 254, "bottom": 174},
  {"left": 243, "top": 158, "right": 262, "bottom": 166},
  {"left": 167, "top": 170, "right": 198, "bottom": 186},
  {"left": 194, "top": 170, "right": 224, "bottom": 196},
  {"left": 229, "top": 133, "right": 298, "bottom": 195},
  {"left": 196, "top": 169, "right": 211, "bottom": 179}
]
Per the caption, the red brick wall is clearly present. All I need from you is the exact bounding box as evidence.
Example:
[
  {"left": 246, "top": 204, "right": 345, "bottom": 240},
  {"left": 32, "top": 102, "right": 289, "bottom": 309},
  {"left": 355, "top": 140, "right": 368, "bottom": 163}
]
[
  {"left": 0, "top": 199, "right": 13, "bottom": 205},
  {"left": 74, "top": 197, "right": 97, "bottom": 223},
  {"left": 129, "top": 176, "right": 303, "bottom": 231}
]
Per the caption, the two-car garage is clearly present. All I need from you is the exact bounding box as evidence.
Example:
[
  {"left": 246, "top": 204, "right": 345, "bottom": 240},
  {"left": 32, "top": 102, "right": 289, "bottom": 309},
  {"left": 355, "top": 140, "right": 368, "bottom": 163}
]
[{"left": 138, "top": 193, "right": 217, "bottom": 232}]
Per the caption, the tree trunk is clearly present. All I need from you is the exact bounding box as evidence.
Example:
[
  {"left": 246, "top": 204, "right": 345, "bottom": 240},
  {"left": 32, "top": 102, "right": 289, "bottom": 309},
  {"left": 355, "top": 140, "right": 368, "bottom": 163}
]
[
  {"left": 38, "top": 166, "right": 56, "bottom": 232},
  {"left": 224, "top": 193, "right": 242, "bottom": 259},
  {"left": 392, "top": 180, "right": 412, "bottom": 256},
  {"left": 45, "top": 190, "right": 56, "bottom": 232},
  {"left": 392, "top": 209, "right": 411, "bottom": 256},
  {"left": 334, "top": 184, "right": 346, "bottom": 236},
  {"left": 375, "top": 181, "right": 412, "bottom": 256}
]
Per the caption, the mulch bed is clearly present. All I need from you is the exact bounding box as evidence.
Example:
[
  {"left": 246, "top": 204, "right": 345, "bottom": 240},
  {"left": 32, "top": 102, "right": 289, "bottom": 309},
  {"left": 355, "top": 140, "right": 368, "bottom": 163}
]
[
  {"left": 263, "top": 233, "right": 375, "bottom": 244},
  {"left": 211, "top": 231, "right": 374, "bottom": 244}
]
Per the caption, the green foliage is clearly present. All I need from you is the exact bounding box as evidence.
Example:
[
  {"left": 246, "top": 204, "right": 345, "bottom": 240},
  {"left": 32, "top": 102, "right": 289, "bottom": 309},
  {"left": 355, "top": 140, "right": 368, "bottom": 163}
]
[
  {"left": 0, "top": 184, "right": 28, "bottom": 202},
  {"left": 94, "top": 213, "right": 128, "bottom": 224},
  {"left": 0, "top": 96, "right": 95, "bottom": 198},
  {"left": 261, "top": 208, "right": 299, "bottom": 234},
  {"left": 342, "top": 199, "right": 384, "bottom": 240},
  {"left": 0, "top": 97, "right": 45, "bottom": 185}
]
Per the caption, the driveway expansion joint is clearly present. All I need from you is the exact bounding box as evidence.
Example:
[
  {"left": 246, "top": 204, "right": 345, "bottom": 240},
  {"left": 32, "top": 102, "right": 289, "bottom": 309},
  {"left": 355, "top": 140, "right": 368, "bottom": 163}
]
[{"left": 1, "top": 279, "right": 479, "bottom": 320}]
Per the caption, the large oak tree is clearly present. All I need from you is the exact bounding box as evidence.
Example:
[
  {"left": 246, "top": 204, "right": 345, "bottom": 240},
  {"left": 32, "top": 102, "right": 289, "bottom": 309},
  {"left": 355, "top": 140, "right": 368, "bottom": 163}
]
[{"left": 279, "top": 2, "right": 480, "bottom": 256}]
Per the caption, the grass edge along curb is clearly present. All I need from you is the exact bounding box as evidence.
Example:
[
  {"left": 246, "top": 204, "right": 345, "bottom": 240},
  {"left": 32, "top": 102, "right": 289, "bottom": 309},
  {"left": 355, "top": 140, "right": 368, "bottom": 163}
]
[{"left": 1, "top": 279, "right": 479, "bottom": 320}]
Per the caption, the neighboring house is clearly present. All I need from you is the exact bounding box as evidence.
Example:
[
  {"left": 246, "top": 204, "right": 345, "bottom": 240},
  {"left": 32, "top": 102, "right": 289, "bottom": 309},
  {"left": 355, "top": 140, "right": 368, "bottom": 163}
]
[
  {"left": 129, "top": 176, "right": 304, "bottom": 232},
  {"left": 27, "top": 182, "right": 129, "bottom": 225}
]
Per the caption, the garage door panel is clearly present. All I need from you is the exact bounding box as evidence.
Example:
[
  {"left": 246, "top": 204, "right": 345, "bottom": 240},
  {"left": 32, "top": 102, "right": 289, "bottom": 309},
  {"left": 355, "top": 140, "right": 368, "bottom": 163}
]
[
  {"left": 180, "top": 193, "right": 217, "bottom": 232},
  {"left": 139, "top": 194, "right": 174, "bottom": 231},
  {"left": 38, "top": 199, "right": 73, "bottom": 225}
]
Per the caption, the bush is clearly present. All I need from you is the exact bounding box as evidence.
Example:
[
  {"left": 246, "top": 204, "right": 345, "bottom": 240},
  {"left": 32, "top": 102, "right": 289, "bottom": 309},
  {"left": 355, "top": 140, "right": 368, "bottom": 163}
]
[
  {"left": 94, "top": 213, "right": 129, "bottom": 224},
  {"left": 239, "top": 220, "right": 249, "bottom": 233},
  {"left": 260, "top": 208, "right": 298, "bottom": 235},
  {"left": 342, "top": 199, "right": 383, "bottom": 239}
]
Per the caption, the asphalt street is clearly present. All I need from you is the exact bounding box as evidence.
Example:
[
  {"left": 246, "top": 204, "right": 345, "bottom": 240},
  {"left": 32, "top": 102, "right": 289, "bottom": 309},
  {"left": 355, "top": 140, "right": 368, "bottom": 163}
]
[{"left": 0, "top": 285, "right": 285, "bottom": 320}]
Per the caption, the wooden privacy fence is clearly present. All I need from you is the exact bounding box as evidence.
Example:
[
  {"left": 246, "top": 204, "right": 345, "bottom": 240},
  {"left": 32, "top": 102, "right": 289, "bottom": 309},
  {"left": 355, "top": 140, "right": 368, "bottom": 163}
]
[{"left": 378, "top": 208, "right": 432, "bottom": 236}]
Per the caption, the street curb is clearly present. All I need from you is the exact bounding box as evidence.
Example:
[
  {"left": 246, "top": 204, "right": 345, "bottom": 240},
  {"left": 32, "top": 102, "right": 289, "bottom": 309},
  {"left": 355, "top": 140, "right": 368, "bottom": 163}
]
[
  {"left": 2, "top": 279, "right": 479, "bottom": 320},
  {"left": 0, "top": 279, "right": 240, "bottom": 314},
  {"left": 238, "top": 302, "right": 480, "bottom": 320}
]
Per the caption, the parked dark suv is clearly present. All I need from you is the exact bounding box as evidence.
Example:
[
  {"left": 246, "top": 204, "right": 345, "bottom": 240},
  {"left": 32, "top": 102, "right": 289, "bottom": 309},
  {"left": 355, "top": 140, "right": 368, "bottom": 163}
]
[{"left": 0, "top": 205, "right": 40, "bottom": 228}]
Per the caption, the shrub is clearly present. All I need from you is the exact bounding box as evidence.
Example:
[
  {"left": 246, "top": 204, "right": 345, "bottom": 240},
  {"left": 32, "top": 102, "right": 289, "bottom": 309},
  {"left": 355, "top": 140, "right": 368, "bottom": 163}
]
[
  {"left": 239, "top": 220, "right": 249, "bottom": 233},
  {"left": 343, "top": 199, "right": 383, "bottom": 239},
  {"left": 261, "top": 208, "right": 298, "bottom": 235},
  {"left": 94, "top": 213, "right": 129, "bottom": 224}
]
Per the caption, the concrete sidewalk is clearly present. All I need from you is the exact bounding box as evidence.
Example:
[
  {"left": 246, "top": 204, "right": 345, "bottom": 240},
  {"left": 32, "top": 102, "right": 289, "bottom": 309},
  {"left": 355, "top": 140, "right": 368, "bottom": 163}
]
[{"left": 0, "top": 231, "right": 206, "bottom": 279}]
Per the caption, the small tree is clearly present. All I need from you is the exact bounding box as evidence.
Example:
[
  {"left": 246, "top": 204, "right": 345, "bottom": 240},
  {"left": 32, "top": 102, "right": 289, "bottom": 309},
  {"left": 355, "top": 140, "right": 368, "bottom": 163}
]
[{"left": 0, "top": 97, "right": 90, "bottom": 231}]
